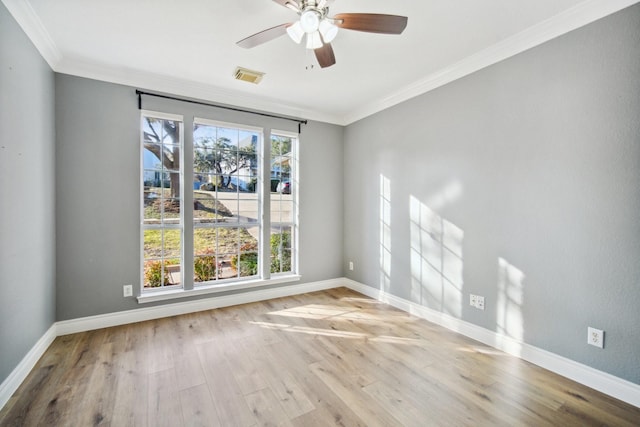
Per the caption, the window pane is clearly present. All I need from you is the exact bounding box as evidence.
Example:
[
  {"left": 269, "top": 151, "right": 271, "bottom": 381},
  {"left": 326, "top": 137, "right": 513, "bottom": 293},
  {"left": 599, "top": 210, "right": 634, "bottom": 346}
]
[
  {"left": 194, "top": 147, "right": 217, "bottom": 174},
  {"left": 238, "top": 210, "right": 259, "bottom": 223},
  {"left": 270, "top": 197, "right": 294, "bottom": 224},
  {"left": 143, "top": 229, "right": 162, "bottom": 259},
  {"left": 239, "top": 130, "right": 259, "bottom": 149},
  {"left": 165, "top": 258, "right": 181, "bottom": 285},
  {"left": 143, "top": 260, "right": 167, "bottom": 288},
  {"left": 143, "top": 145, "right": 163, "bottom": 171},
  {"left": 143, "top": 117, "right": 179, "bottom": 144},
  {"left": 194, "top": 252, "right": 217, "bottom": 283},
  {"left": 194, "top": 124, "right": 216, "bottom": 148},
  {"left": 143, "top": 188, "right": 162, "bottom": 224},
  {"left": 240, "top": 226, "right": 259, "bottom": 250},
  {"left": 163, "top": 229, "right": 182, "bottom": 259},
  {"left": 217, "top": 227, "right": 239, "bottom": 254},
  {"left": 217, "top": 191, "right": 238, "bottom": 220},
  {"left": 235, "top": 252, "right": 258, "bottom": 277},
  {"left": 218, "top": 127, "right": 239, "bottom": 148},
  {"left": 232, "top": 227, "right": 259, "bottom": 278},
  {"left": 161, "top": 121, "right": 180, "bottom": 144},
  {"left": 193, "top": 189, "right": 222, "bottom": 223},
  {"left": 161, "top": 146, "right": 180, "bottom": 173},
  {"left": 270, "top": 228, "right": 293, "bottom": 274},
  {"left": 163, "top": 198, "right": 181, "bottom": 222},
  {"left": 194, "top": 228, "right": 217, "bottom": 256}
]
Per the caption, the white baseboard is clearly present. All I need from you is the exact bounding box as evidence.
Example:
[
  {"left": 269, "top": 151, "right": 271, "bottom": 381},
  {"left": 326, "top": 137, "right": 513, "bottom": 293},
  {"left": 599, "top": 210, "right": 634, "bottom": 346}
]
[
  {"left": 0, "top": 278, "right": 343, "bottom": 412},
  {"left": 56, "top": 278, "right": 343, "bottom": 335},
  {"left": 3, "top": 277, "right": 638, "bottom": 413},
  {"left": 342, "top": 278, "right": 640, "bottom": 409},
  {"left": 0, "top": 324, "right": 57, "bottom": 411}
]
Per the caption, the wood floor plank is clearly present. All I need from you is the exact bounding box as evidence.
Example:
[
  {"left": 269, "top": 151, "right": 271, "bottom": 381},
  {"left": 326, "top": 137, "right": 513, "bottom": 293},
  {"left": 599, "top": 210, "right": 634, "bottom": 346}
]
[
  {"left": 219, "top": 338, "right": 269, "bottom": 395},
  {"left": 73, "top": 341, "right": 119, "bottom": 426},
  {"left": 244, "top": 387, "right": 295, "bottom": 427},
  {"left": 309, "top": 359, "right": 404, "bottom": 427},
  {"left": 148, "top": 368, "right": 184, "bottom": 427},
  {"left": 179, "top": 383, "right": 222, "bottom": 427},
  {"left": 2, "top": 287, "right": 639, "bottom": 426},
  {"left": 111, "top": 349, "right": 149, "bottom": 427},
  {"left": 246, "top": 341, "right": 316, "bottom": 420},
  {"left": 197, "top": 340, "right": 257, "bottom": 427},
  {"left": 147, "top": 318, "right": 177, "bottom": 374},
  {"left": 362, "top": 380, "right": 431, "bottom": 427}
]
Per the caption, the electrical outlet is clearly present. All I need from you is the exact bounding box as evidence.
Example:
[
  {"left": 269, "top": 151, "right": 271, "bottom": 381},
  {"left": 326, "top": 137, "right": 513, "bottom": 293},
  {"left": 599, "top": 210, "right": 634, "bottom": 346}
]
[
  {"left": 123, "top": 284, "right": 133, "bottom": 298},
  {"left": 349, "top": 261, "right": 354, "bottom": 271},
  {"left": 469, "top": 294, "right": 485, "bottom": 310},
  {"left": 588, "top": 327, "right": 604, "bottom": 348}
]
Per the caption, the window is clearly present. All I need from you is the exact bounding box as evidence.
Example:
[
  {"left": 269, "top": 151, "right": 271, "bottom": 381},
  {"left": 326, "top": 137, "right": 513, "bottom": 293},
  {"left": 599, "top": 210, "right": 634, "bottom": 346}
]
[
  {"left": 141, "top": 112, "right": 184, "bottom": 289},
  {"left": 140, "top": 111, "right": 298, "bottom": 297},
  {"left": 270, "top": 133, "right": 296, "bottom": 275},
  {"left": 193, "top": 120, "right": 260, "bottom": 283}
]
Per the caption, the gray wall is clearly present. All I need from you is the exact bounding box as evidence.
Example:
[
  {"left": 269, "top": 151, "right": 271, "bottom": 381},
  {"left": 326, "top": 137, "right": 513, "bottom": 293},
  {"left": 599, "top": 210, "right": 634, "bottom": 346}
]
[
  {"left": 55, "top": 74, "right": 344, "bottom": 320},
  {"left": 344, "top": 4, "right": 640, "bottom": 385},
  {"left": 0, "top": 3, "right": 56, "bottom": 384}
]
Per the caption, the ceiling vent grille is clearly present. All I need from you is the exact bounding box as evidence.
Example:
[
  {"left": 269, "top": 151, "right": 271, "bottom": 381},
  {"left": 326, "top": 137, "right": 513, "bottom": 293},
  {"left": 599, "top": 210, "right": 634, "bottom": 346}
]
[{"left": 234, "top": 67, "right": 265, "bottom": 84}]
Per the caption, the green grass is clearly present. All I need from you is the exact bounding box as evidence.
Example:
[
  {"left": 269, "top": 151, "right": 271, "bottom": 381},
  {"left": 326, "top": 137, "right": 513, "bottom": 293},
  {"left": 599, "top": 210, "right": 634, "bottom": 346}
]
[{"left": 144, "top": 227, "right": 257, "bottom": 259}]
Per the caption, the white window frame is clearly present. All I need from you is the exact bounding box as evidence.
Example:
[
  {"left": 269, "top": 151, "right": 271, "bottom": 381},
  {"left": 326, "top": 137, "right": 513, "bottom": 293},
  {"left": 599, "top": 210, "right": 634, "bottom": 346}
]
[
  {"left": 140, "top": 110, "right": 185, "bottom": 292},
  {"left": 138, "top": 116, "right": 300, "bottom": 303},
  {"left": 192, "top": 118, "right": 264, "bottom": 286},
  {"left": 269, "top": 129, "right": 299, "bottom": 277}
]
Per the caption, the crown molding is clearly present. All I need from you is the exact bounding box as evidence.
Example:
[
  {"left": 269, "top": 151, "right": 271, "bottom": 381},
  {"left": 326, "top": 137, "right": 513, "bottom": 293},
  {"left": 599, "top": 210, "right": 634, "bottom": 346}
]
[
  {"left": 4, "top": 0, "right": 639, "bottom": 127},
  {"left": 342, "top": 0, "right": 640, "bottom": 125},
  {"left": 1, "top": 0, "right": 61, "bottom": 68},
  {"left": 54, "top": 57, "right": 343, "bottom": 125}
]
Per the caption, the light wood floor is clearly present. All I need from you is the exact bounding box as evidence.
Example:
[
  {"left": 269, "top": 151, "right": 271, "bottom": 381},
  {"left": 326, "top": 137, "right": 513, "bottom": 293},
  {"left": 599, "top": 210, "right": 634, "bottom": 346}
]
[{"left": 1, "top": 288, "right": 639, "bottom": 426}]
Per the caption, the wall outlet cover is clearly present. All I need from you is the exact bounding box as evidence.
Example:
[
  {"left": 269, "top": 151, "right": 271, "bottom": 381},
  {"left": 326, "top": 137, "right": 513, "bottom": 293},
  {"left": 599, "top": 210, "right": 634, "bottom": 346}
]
[
  {"left": 588, "top": 327, "right": 604, "bottom": 348},
  {"left": 123, "top": 284, "right": 133, "bottom": 297}
]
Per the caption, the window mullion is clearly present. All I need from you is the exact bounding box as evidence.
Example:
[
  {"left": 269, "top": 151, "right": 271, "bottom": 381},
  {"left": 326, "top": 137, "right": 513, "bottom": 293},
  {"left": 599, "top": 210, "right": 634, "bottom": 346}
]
[
  {"left": 260, "top": 128, "right": 271, "bottom": 280},
  {"left": 183, "top": 116, "right": 194, "bottom": 290}
]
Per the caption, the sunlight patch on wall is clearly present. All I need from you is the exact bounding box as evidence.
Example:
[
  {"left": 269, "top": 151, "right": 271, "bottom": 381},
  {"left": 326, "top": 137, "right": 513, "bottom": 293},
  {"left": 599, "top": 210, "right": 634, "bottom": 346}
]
[
  {"left": 380, "top": 174, "right": 392, "bottom": 292},
  {"left": 497, "top": 257, "right": 526, "bottom": 356},
  {"left": 409, "top": 194, "right": 464, "bottom": 317},
  {"left": 425, "top": 180, "right": 463, "bottom": 211}
]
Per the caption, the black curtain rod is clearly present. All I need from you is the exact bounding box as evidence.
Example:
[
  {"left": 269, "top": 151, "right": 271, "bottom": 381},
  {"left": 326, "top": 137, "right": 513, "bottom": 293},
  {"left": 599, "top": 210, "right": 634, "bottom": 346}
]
[{"left": 136, "top": 90, "right": 308, "bottom": 133}]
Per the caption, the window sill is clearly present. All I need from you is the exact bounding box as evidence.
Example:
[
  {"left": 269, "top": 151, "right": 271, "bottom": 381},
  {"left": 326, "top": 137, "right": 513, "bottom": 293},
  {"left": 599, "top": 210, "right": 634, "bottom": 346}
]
[{"left": 136, "top": 275, "right": 301, "bottom": 304}]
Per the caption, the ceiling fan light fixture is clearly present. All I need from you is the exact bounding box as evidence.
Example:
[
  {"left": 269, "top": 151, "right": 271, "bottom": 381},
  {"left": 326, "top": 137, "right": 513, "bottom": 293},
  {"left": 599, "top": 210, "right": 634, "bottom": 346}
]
[
  {"left": 306, "top": 31, "right": 323, "bottom": 49},
  {"left": 318, "top": 19, "right": 338, "bottom": 43},
  {"left": 300, "top": 10, "right": 320, "bottom": 33},
  {"left": 286, "top": 21, "right": 304, "bottom": 44}
]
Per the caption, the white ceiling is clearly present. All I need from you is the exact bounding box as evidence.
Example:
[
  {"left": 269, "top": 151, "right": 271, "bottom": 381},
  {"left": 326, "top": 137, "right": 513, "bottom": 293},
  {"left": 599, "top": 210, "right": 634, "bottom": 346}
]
[{"left": 4, "top": 0, "right": 638, "bottom": 124}]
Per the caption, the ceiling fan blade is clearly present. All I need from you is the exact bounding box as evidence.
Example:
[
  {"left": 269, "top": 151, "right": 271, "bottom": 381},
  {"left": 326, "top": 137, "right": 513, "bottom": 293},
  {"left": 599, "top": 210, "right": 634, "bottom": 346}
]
[
  {"left": 272, "top": 0, "right": 299, "bottom": 12},
  {"left": 333, "top": 13, "right": 408, "bottom": 34},
  {"left": 314, "top": 43, "right": 336, "bottom": 68},
  {"left": 237, "top": 23, "right": 291, "bottom": 49}
]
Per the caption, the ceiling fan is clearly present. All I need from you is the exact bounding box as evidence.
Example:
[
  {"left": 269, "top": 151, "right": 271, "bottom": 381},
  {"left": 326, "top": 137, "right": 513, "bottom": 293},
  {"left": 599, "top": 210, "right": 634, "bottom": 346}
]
[{"left": 237, "top": 0, "right": 408, "bottom": 68}]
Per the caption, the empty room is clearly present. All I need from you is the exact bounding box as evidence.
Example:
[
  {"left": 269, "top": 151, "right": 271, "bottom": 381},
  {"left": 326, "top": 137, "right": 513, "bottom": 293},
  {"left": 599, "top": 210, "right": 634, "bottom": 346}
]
[{"left": 1, "top": 0, "right": 639, "bottom": 425}]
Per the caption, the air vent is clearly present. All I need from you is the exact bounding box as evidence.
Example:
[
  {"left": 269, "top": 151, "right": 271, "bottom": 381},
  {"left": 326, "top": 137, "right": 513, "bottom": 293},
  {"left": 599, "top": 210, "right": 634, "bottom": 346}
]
[{"left": 234, "top": 67, "right": 265, "bottom": 84}]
